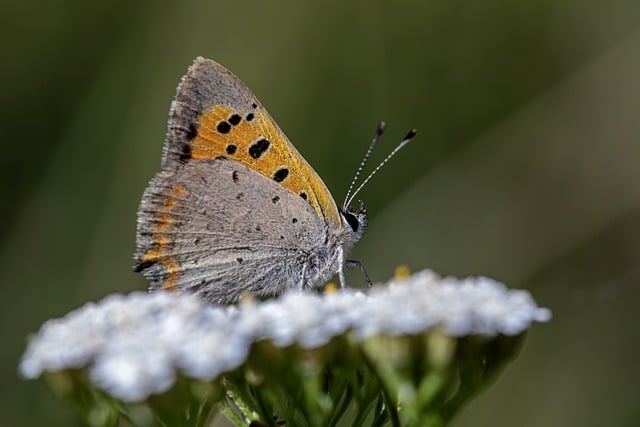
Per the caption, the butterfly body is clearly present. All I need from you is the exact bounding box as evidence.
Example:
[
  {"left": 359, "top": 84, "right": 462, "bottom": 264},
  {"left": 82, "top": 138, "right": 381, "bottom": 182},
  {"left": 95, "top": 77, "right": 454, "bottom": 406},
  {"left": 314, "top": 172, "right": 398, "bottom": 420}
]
[{"left": 135, "top": 57, "right": 366, "bottom": 304}]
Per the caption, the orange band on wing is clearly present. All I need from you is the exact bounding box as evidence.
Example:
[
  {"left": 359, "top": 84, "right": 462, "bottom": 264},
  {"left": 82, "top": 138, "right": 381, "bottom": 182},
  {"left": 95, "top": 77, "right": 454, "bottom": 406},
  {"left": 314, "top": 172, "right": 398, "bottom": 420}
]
[
  {"left": 190, "top": 105, "right": 340, "bottom": 225},
  {"left": 138, "top": 187, "right": 185, "bottom": 291}
]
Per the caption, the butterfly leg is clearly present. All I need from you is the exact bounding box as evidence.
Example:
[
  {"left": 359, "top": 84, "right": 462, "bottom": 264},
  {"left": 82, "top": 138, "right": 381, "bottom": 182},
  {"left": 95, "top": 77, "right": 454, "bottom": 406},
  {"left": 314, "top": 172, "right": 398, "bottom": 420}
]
[
  {"left": 346, "top": 260, "right": 373, "bottom": 287},
  {"left": 299, "top": 264, "right": 307, "bottom": 291},
  {"left": 337, "top": 246, "right": 348, "bottom": 288}
]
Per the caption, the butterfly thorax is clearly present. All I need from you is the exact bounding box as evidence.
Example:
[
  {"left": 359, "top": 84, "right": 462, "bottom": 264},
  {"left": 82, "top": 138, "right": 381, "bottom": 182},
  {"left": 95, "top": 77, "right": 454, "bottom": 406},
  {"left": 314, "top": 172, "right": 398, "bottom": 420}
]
[{"left": 300, "top": 206, "right": 367, "bottom": 289}]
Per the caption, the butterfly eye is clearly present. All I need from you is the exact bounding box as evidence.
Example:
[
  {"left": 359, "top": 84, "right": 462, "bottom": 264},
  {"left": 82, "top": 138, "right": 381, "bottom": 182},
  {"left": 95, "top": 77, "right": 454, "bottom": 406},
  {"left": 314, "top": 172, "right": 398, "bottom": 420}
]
[{"left": 342, "top": 210, "right": 360, "bottom": 233}]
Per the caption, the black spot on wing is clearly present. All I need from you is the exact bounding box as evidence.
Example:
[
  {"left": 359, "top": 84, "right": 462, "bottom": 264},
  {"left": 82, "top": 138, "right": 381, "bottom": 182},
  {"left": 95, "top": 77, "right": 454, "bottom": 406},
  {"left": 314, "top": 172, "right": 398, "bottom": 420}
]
[
  {"left": 186, "top": 123, "right": 198, "bottom": 140},
  {"left": 134, "top": 259, "right": 157, "bottom": 272},
  {"left": 228, "top": 114, "right": 242, "bottom": 126},
  {"left": 179, "top": 144, "right": 191, "bottom": 163},
  {"left": 217, "top": 121, "right": 231, "bottom": 134},
  {"left": 273, "top": 168, "right": 289, "bottom": 182},
  {"left": 249, "top": 138, "right": 270, "bottom": 159}
]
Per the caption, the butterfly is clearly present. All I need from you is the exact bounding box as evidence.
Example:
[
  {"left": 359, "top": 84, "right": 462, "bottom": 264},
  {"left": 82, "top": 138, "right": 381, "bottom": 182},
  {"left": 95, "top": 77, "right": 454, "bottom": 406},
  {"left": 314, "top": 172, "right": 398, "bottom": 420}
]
[{"left": 134, "top": 57, "right": 414, "bottom": 304}]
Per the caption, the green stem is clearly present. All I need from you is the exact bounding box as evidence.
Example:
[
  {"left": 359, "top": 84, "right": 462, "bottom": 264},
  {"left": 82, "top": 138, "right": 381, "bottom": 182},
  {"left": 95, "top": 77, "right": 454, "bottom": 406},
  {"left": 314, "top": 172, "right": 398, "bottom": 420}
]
[{"left": 328, "top": 381, "right": 353, "bottom": 426}]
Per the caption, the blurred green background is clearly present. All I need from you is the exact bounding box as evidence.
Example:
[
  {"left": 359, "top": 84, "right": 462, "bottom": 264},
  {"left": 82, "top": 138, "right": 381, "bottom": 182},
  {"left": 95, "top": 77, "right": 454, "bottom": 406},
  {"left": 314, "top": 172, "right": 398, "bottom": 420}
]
[{"left": 3, "top": 0, "right": 639, "bottom": 425}]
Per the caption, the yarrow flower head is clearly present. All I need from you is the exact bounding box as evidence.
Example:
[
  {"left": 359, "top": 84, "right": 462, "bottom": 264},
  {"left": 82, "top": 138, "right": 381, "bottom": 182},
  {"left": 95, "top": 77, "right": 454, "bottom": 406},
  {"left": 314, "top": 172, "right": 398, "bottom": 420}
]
[{"left": 20, "top": 269, "right": 550, "bottom": 427}]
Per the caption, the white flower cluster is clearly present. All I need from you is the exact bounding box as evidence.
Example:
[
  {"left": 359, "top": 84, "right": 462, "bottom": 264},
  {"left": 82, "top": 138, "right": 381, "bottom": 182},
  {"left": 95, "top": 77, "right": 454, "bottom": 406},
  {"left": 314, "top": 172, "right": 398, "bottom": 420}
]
[{"left": 20, "top": 270, "right": 550, "bottom": 402}]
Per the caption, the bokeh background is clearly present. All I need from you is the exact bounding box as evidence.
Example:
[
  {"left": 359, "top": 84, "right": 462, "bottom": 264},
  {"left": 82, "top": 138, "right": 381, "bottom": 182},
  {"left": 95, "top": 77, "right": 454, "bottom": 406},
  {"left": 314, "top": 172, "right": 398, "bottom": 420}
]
[{"left": 3, "top": 1, "right": 639, "bottom": 425}]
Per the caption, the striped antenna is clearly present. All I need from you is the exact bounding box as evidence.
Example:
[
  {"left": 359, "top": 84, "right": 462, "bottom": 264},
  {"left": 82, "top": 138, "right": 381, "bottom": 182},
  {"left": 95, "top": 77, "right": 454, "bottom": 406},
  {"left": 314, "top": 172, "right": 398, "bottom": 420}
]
[
  {"left": 344, "top": 127, "right": 417, "bottom": 209},
  {"left": 343, "top": 122, "right": 386, "bottom": 208}
]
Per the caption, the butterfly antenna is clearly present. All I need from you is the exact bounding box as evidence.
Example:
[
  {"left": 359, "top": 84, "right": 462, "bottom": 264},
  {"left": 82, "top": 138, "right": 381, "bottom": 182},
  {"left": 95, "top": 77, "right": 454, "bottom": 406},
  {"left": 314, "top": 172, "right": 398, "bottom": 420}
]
[
  {"left": 343, "top": 122, "right": 386, "bottom": 208},
  {"left": 345, "top": 128, "right": 417, "bottom": 209}
]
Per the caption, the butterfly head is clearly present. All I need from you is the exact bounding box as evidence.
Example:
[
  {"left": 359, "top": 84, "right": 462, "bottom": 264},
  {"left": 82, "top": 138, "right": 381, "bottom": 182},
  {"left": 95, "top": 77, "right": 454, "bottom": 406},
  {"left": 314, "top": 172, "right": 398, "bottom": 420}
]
[{"left": 339, "top": 200, "right": 368, "bottom": 243}]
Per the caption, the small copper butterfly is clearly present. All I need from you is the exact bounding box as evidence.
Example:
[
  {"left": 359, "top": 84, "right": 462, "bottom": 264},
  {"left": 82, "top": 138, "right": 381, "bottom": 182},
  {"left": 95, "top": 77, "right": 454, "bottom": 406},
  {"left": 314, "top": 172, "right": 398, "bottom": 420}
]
[{"left": 134, "top": 57, "right": 415, "bottom": 304}]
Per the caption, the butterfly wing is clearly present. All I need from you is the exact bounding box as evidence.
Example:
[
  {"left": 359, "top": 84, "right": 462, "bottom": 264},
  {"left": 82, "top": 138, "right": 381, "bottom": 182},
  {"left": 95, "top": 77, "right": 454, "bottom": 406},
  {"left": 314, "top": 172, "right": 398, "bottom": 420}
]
[
  {"left": 163, "top": 57, "right": 341, "bottom": 225},
  {"left": 135, "top": 158, "right": 332, "bottom": 303},
  {"left": 135, "top": 57, "right": 353, "bottom": 301}
]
